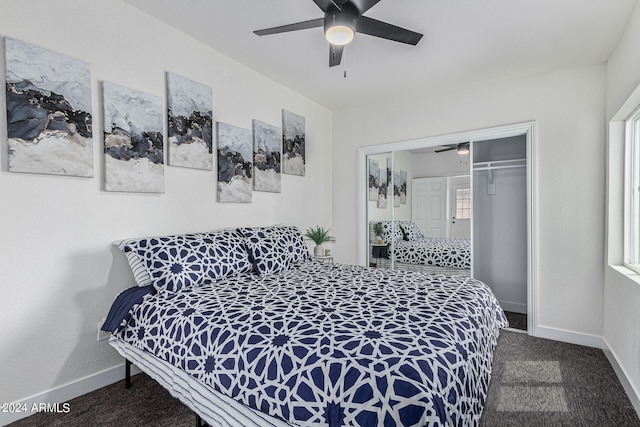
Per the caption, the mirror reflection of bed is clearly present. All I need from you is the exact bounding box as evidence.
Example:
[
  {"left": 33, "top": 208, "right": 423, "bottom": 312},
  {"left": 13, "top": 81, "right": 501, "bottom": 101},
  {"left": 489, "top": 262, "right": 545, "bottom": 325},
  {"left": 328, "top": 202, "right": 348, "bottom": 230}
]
[{"left": 366, "top": 134, "right": 528, "bottom": 332}]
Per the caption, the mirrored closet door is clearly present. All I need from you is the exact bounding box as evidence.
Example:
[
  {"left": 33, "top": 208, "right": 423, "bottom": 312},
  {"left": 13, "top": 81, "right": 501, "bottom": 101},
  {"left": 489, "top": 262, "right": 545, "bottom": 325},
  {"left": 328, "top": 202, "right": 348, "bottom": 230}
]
[
  {"left": 364, "top": 132, "right": 530, "bottom": 333},
  {"left": 366, "top": 145, "right": 471, "bottom": 275}
]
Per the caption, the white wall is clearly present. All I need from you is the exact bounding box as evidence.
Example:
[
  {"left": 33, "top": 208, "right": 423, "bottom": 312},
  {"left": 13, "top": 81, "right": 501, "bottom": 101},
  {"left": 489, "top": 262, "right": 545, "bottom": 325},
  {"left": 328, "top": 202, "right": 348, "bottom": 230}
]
[
  {"left": 333, "top": 64, "right": 607, "bottom": 339},
  {"left": 605, "top": 0, "right": 640, "bottom": 410},
  {"left": 0, "top": 0, "right": 332, "bottom": 412}
]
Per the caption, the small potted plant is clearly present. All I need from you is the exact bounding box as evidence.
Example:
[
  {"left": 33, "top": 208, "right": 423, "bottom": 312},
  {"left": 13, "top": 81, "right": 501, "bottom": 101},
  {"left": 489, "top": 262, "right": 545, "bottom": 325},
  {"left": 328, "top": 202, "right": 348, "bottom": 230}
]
[
  {"left": 373, "top": 222, "right": 384, "bottom": 244},
  {"left": 304, "top": 226, "right": 336, "bottom": 256}
]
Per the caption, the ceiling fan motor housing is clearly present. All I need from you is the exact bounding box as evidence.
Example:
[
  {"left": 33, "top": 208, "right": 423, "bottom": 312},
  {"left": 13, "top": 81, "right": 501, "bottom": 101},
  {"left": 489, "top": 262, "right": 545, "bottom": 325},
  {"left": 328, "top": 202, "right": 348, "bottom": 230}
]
[{"left": 324, "top": 4, "right": 359, "bottom": 45}]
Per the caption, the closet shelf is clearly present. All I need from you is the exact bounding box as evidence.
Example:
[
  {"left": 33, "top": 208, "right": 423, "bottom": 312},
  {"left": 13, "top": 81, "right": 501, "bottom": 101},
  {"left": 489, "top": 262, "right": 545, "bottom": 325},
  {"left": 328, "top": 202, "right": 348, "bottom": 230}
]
[
  {"left": 473, "top": 158, "right": 526, "bottom": 191},
  {"left": 472, "top": 158, "right": 526, "bottom": 171}
]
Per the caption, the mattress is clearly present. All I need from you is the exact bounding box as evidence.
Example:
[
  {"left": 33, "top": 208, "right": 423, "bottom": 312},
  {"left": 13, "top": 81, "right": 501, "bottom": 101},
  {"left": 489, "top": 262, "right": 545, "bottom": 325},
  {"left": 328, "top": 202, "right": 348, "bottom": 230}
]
[{"left": 111, "top": 260, "right": 506, "bottom": 426}]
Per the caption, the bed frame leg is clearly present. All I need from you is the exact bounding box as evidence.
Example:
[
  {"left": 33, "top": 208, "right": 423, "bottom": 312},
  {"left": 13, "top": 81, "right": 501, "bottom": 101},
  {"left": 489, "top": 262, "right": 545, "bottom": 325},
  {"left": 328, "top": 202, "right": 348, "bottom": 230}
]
[
  {"left": 195, "top": 414, "right": 209, "bottom": 427},
  {"left": 125, "top": 359, "right": 132, "bottom": 389}
]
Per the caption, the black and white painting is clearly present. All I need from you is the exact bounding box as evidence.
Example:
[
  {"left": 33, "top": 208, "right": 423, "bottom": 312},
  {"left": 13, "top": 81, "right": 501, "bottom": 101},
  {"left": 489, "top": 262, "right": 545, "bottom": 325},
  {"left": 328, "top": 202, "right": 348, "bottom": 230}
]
[
  {"left": 394, "top": 170, "right": 402, "bottom": 207},
  {"left": 217, "top": 122, "right": 252, "bottom": 203},
  {"left": 387, "top": 158, "right": 392, "bottom": 197},
  {"left": 252, "top": 119, "right": 281, "bottom": 193},
  {"left": 5, "top": 37, "right": 93, "bottom": 176},
  {"left": 166, "top": 72, "right": 213, "bottom": 170},
  {"left": 282, "top": 109, "right": 305, "bottom": 176},
  {"left": 369, "top": 158, "right": 379, "bottom": 201},
  {"left": 400, "top": 170, "right": 407, "bottom": 204},
  {"left": 103, "top": 81, "right": 164, "bottom": 193},
  {"left": 377, "top": 162, "right": 388, "bottom": 209}
]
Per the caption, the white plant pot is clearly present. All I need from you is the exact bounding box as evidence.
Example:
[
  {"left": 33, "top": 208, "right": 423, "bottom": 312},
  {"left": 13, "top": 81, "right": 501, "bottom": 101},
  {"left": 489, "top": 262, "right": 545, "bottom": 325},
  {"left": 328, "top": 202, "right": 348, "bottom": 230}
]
[{"left": 314, "top": 245, "right": 324, "bottom": 256}]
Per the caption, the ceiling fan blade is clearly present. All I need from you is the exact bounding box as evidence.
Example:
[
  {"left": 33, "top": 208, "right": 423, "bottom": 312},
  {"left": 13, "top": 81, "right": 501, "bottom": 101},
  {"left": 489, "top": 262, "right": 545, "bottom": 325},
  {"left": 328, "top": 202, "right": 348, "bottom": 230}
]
[
  {"left": 348, "top": 0, "right": 381, "bottom": 14},
  {"left": 254, "top": 18, "right": 324, "bottom": 36},
  {"left": 356, "top": 16, "right": 423, "bottom": 45},
  {"left": 312, "top": 0, "right": 335, "bottom": 12},
  {"left": 329, "top": 44, "right": 344, "bottom": 67},
  {"left": 434, "top": 146, "right": 456, "bottom": 153}
]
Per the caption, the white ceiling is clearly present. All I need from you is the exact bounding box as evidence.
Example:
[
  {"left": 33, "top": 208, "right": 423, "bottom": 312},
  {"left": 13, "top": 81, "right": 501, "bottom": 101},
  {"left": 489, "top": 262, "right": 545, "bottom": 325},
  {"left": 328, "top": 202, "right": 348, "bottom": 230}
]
[{"left": 124, "top": 0, "right": 637, "bottom": 111}]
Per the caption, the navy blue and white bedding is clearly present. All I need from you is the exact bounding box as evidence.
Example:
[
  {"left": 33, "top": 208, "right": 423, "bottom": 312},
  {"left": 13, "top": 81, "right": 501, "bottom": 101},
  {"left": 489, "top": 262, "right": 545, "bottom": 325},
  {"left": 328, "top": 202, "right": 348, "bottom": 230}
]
[
  {"left": 390, "top": 238, "right": 471, "bottom": 270},
  {"left": 111, "top": 260, "right": 506, "bottom": 426},
  {"left": 378, "top": 221, "right": 471, "bottom": 270}
]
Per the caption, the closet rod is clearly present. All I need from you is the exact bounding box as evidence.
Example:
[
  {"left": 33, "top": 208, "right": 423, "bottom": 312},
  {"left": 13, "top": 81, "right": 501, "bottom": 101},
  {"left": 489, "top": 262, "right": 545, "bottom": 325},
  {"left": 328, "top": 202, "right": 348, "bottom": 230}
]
[
  {"left": 472, "top": 158, "right": 526, "bottom": 170},
  {"left": 473, "top": 164, "right": 525, "bottom": 172}
]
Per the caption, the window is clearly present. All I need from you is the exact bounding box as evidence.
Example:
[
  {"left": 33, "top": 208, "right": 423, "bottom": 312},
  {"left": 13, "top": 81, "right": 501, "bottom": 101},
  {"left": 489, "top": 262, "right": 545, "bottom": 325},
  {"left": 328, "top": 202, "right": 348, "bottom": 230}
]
[
  {"left": 455, "top": 188, "right": 471, "bottom": 220},
  {"left": 625, "top": 107, "right": 640, "bottom": 273}
]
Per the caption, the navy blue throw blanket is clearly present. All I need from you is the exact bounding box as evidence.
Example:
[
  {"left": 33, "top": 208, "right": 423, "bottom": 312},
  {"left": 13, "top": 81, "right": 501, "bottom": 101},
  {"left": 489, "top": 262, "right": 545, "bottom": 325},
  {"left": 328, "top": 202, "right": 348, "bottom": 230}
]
[{"left": 101, "top": 285, "right": 155, "bottom": 333}]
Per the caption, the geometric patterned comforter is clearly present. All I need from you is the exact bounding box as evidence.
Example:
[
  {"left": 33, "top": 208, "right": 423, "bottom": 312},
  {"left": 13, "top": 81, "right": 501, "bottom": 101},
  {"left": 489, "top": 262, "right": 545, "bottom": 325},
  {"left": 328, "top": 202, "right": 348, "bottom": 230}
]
[
  {"left": 115, "top": 260, "right": 506, "bottom": 426},
  {"left": 389, "top": 238, "right": 471, "bottom": 269}
]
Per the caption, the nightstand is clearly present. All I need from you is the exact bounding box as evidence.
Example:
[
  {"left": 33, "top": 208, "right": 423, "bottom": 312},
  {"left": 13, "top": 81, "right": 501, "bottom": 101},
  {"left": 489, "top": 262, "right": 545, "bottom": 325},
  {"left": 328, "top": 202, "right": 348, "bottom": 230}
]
[
  {"left": 370, "top": 243, "right": 389, "bottom": 268},
  {"left": 313, "top": 255, "right": 334, "bottom": 264}
]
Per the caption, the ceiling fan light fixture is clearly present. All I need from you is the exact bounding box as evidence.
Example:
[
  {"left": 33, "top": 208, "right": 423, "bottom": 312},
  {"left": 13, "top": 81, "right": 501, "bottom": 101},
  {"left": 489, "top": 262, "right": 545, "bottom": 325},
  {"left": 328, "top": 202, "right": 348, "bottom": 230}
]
[
  {"left": 326, "top": 25, "right": 354, "bottom": 45},
  {"left": 458, "top": 144, "right": 470, "bottom": 155},
  {"left": 324, "top": 10, "right": 357, "bottom": 46}
]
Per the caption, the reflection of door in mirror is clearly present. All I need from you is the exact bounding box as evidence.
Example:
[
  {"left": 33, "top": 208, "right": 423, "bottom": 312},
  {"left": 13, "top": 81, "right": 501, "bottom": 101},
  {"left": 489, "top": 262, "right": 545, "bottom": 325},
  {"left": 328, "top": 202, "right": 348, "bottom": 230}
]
[
  {"left": 411, "top": 175, "right": 470, "bottom": 239},
  {"left": 449, "top": 176, "right": 471, "bottom": 239},
  {"left": 412, "top": 177, "right": 446, "bottom": 237}
]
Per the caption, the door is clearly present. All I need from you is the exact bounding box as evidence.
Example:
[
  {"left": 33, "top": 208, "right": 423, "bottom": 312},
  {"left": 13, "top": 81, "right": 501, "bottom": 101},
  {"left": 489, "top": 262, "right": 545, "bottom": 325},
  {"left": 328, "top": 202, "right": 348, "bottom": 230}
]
[
  {"left": 449, "top": 176, "right": 471, "bottom": 238},
  {"left": 412, "top": 177, "right": 446, "bottom": 237}
]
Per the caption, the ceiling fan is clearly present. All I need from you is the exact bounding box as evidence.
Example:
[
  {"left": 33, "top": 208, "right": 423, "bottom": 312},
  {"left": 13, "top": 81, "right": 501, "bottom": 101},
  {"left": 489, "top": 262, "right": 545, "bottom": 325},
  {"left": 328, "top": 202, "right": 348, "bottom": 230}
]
[
  {"left": 435, "top": 142, "right": 470, "bottom": 155},
  {"left": 253, "top": 0, "right": 423, "bottom": 67}
]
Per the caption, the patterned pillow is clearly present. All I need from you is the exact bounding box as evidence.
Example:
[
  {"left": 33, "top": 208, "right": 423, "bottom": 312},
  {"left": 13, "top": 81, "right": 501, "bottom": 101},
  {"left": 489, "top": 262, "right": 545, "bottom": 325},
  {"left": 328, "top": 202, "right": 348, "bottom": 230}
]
[
  {"left": 115, "top": 229, "right": 253, "bottom": 292},
  {"left": 380, "top": 221, "right": 402, "bottom": 243},
  {"left": 198, "top": 229, "right": 254, "bottom": 279},
  {"left": 278, "top": 225, "right": 311, "bottom": 265},
  {"left": 400, "top": 221, "right": 425, "bottom": 241},
  {"left": 239, "top": 225, "right": 310, "bottom": 275},
  {"left": 135, "top": 234, "right": 209, "bottom": 293},
  {"left": 243, "top": 235, "right": 291, "bottom": 275}
]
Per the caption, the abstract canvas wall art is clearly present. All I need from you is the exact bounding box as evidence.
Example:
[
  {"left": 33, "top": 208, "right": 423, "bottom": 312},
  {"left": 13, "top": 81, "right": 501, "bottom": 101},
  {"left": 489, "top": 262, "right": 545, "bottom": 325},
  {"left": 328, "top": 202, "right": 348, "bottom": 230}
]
[
  {"left": 400, "top": 170, "right": 407, "bottom": 204},
  {"left": 369, "top": 158, "right": 379, "bottom": 201},
  {"left": 5, "top": 37, "right": 93, "bottom": 176},
  {"left": 387, "top": 158, "right": 392, "bottom": 196},
  {"left": 103, "top": 81, "right": 164, "bottom": 193},
  {"left": 282, "top": 109, "right": 305, "bottom": 176},
  {"left": 166, "top": 72, "right": 213, "bottom": 170},
  {"left": 252, "top": 119, "right": 281, "bottom": 193},
  {"left": 217, "top": 122, "right": 252, "bottom": 203},
  {"left": 377, "top": 162, "right": 388, "bottom": 209},
  {"left": 394, "top": 170, "right": 402, "bottom": 207}
]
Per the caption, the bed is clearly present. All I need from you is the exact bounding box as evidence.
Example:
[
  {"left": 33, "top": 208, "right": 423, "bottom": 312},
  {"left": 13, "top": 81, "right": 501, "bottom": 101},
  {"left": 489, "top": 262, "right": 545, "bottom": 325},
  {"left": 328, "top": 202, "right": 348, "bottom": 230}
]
[
  {"left": 103, "top": 225, "right": 506, "bottom": 426},
  {"left": 375, "top": 221, "right": 471, "bottom": 275}
]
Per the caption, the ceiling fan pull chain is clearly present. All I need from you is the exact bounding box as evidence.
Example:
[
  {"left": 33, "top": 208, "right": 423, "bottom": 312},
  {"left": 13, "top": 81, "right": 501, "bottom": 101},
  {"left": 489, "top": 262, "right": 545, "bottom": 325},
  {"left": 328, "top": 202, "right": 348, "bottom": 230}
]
[{"left": 344, "top": 46, "right": 348, "bottom": 78}]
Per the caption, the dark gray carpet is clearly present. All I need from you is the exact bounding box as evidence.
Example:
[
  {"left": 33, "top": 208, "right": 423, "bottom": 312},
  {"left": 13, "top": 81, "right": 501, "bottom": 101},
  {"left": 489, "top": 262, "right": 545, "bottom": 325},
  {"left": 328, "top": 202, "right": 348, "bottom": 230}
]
[
  {"left": 8, "top": 331, "right": 639, "bottom": 426},
  {"left": 481, "top": 331, "right": 640, "bottom": 426},
  {"left": 504, "top": 311, "right": 527, "bottom": 331}
]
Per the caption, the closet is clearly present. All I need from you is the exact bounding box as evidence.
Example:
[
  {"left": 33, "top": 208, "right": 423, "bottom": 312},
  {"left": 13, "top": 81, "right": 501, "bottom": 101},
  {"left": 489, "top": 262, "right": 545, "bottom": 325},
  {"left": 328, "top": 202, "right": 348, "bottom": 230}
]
[
  {"left": 472, "top": 136, "right": 527, "bottom": 316},
  {"left": 361, "top": 123, "right": 534, "bottom": 333}
]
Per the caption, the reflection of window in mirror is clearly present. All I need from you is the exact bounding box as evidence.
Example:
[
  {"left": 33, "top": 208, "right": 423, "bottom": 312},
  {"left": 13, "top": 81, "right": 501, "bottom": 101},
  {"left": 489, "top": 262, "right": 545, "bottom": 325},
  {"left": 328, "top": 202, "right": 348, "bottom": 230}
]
[{"left": 455, "top": 188, "right": 471, "bottom": 220}]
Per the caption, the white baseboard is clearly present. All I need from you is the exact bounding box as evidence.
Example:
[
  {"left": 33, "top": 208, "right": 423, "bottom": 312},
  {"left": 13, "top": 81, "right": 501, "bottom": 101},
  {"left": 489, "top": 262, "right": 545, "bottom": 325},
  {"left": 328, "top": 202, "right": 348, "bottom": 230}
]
[
  {"left": 536, "top": 325, "right": 606, "bottom": 349},
  {"left": 602, "top": 338, "right": 640, "bottom": 419},
  {"left": 0, "top": 363, "right": 141, "bottom": 426},
  {"left": 499, "top": 300, "right": 527, "bottom": 314}
]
